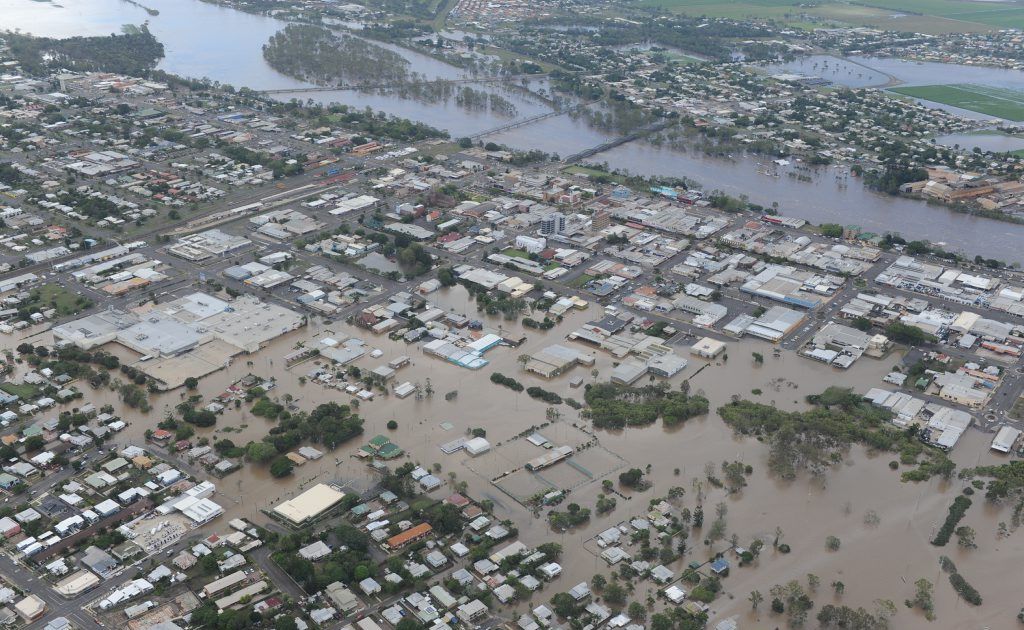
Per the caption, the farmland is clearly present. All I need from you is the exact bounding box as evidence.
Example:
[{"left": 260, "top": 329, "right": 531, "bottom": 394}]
[
  {"left": 636, "top": 0, "right": 1024, "bottom": 32},
  {"left": 890, "top": 84, "right": 1024, "bottom": 121}
]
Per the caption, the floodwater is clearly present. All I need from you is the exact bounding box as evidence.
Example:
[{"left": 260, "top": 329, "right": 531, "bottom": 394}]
[
  {"left": 591, "top": 139, "right": 1024, "bottom": 262},
  {"left": 763, "top": 55, "right": 892, "bottom": 88},
  {"left": 9, "top": 284, "right": 1024, "bottom": 626},
  {"left": 935, "top": 130, "right": 1024, "bottom": 153},
  {"left": 1, "top": 0, "right": 550, "bottom": 136}
]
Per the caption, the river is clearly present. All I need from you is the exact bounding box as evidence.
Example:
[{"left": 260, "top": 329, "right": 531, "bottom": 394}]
[{"left": 7, "top": 0, "right": 1024, "bottom": 260}]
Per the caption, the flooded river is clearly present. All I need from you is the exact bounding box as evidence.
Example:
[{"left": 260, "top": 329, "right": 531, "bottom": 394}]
[
  {"left": 591, "top": 140, "right": 1024, "bottom": 261},
  {"left": 7, "top": 0, "right": 1024, "bottom": 259}
]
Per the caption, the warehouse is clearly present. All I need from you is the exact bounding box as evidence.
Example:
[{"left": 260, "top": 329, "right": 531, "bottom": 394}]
[{"left": 273, "top": 483, "right": 346, "bottom": 527}]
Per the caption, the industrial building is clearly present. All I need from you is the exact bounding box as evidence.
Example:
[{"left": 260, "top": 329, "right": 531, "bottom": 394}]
[
  {"left": 52, "top": 292, "right": 304, "bottom": 388},
  {"left": 273, "top": 483, "right": 346, "bottom": 527},
  {"left": 690, "top": 337, "right": 726, "bottom": 359},
  {"left": 524, "top": 345, "right": 594, "bottom": 378}
]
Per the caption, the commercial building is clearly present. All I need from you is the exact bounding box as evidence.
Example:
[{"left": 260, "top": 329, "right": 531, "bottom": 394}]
[
  {"left": 52, "top": 292, "right": 304, "bottom": 388},
  {"left": 524, "top": 345, "right": 594, "bottom": 378},
  {"left": 273, "top": 484, "right": 346, "bottom": 527},
  {"left": 992, "top": 426, "right": 1021, "bottom": 453},
  {"left": 14, "top": 595, "right": 45, "bottom": 621},
  {"left": 464, "top": 437, "right": 491, "bottom": 456},
  {"left": 54, "top": 570, "right": 101, "bottom": 597},
  {"left": 690, "top": 337, "right": 726, "bottom": 359},
  {"left": 726, "top": 306, "right": 805, "bottom": 342}
]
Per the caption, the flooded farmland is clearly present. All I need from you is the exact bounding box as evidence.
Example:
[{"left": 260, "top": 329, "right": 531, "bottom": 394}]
[{"left": 6, "top": 284, "right": 1022, "bottom": 627}]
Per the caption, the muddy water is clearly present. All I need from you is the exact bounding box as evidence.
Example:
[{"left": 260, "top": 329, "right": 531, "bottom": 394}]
[{"left": 6, "top": 288, "right": 1024, "bottom": 626}]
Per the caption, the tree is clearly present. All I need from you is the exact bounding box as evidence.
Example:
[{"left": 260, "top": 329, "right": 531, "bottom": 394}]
[
  {"left": 275, "top": 616, "right": 298, "bottom": 630},
  {"left": 825, "top": 536, "right": 841, "bottom": 551},
  {"left": 850, "top": 316, "right": 872, "bottom": 331},
  {"left": 905, "top": 578, "right": 935, "bottom": 621},
  {"left": 387, "top": 420, "right": 398, "bottom": 430},
  {"left": 395, "top": 620, "right": 420, "bottom": 630},
  {"left": 820, "top": 223, "right": 843, "bottom": 238},
  {"left": 627, "top": 602, "right": 646, "bottom": 621},
  {"left": 955, "top": 525, "right": 976, "bottom": 549},
  {"left": 184, "top": 376, "right": 199, "bottom": 390},
  {"left": 591, "top": 574, "right": 607, "bottom": 592},
  {"left": 618, "top": 468, "right": 643, "bottom": 488},
  {"left": 832, "top": 581, "right": 845, "bottom": 596},
  {"left": 885, "top": 322, "right": 933, "bottom": 346},
  {"left": 650, "top": 613, "right": 672, "bottom": 630},
  {"left": 247, "top": 441, "right": 277, "bottom": 463},
  {"left": 23, "top": 435, "right": 45, "bottom": 452},
  {"left": 603, "top": 582, "right": 626, "bottom": 606},
  {"left": 752, "top": 352, "right": 764, "bottom": 364},
  {"left": 749, "top": 590, "right": 763, "bottom": 610},
  {"left": 458, "top": 137, "right": 472, "bottom": 148},
  {"left": 426, "top": 503, "right": 463, "bottom": 535},
  {"left": 269, "top": 456, "right": 294, "bottom": 478}
]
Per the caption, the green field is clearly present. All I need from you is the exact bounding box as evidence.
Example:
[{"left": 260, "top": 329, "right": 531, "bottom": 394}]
[
  {"left": 889, "top": 84, "right": 1024, "bottom": 121},
  {"left": 637, "top": 0, "right": 1024, "bottom": 32}
]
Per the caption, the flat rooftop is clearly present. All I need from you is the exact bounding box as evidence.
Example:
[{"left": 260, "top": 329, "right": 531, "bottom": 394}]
[{"left": 273, "top": 483, "right": 346, "bottom": 525}]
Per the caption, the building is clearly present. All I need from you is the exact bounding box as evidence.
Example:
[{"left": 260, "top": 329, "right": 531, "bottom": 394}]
[
  {"left": 464, "top": 437, "right": 491, "bottom": 456},
  {"left": 203, "top": 571, "right": 247, "bottom": 598},
  {"left": 539, "top": 212, "right": 566, "bottom": 236},
  {"left": 458, "top": 600, "right": 488, "bottom": 622},
  {"left": 525, "top": 445, "right": 573, "bottom": 471},
  {"left": 14, "top": 595, "right": 45, "bottom": 621},
  {"left": 386, "top": 523, "right": 432, "bottom": 550},
  {"left": 273, "top": 484, "right": 346, "bottom": 527},
  {"left": 54, "top": 570, "right": 101, "bottom": 597},
  {"left": 325, "top": 582, "right": 361, "bottom": 614},
  {"left": 690, "top": 337, "right": 726, "bottom": 359},
  {"left": 992, "top": 426, "right": 1022, "bottom": 453},
  {"left": 515, "top": 235, "right": 547, "bottom": 254}
]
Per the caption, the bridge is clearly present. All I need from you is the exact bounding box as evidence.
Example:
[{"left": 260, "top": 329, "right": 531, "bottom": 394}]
[
  {"left": 468, "top": 97, "right": 604, "bottom": 139},
  {"left": 562, "top": 118, "right": 678, "bottom": 164},
  {"left": 257, "top": 73, "right": 549, "bottom": 95}
]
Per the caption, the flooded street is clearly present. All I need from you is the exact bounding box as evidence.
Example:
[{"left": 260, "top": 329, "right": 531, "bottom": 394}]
[{"left": 7, "top": 284, "right": 1023, "bottom": 626}]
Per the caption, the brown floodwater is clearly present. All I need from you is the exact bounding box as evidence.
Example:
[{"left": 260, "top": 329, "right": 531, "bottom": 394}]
[{"left": 4, "top": 286, "right": 1022, "bottom": 628}]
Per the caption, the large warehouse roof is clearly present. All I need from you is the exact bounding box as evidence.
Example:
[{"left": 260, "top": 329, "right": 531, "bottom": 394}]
[{"left": 273, "top": 483, "right": 346, "bottom": 525}]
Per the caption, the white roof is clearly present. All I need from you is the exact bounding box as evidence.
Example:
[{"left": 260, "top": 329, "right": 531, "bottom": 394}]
[{"left": 273, "top": 484, "right": 345, "bottom": 524}]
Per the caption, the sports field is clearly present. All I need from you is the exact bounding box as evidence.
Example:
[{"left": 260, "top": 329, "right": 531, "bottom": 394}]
[
  {"left": 636, "top": 0, "right": 1024, "bottom": 33},
  {"left": 889, "top": 83, "right": 1024, "bottom": 121}
]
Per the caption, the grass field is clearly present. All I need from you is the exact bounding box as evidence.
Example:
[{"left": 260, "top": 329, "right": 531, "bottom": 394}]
[
  {"left": 889, "top": 83, "right": 1024, "bottom": 121},
  {"left": 637, "top": 0, "right": 1024, "bottom": 32},
  {"left": 0, "top": 382, "right": 39, "bottom": 400},
  {"left": 25, "top": 283, "right": 93, "bottom": 317}
]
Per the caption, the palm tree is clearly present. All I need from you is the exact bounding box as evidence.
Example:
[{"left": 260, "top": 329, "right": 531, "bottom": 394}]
[{"left": 749, "top": 590, "right": 763, "bottom": 610}]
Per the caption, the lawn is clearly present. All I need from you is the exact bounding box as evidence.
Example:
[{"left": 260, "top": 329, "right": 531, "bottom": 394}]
[
  {"left": 24, "top": 283, "right": 93, "bottom": 317},
  {"left": 0, "top": 382, "right": 39, "bottom": 400},
  {"left": 562, "top": 165, "right": 627, "bottom": 184},
  {"left": 501, "top": 248, "right": 532, "bottom": 259},
  {"left": 568, "top": 273, "right": 597, "bottom": 288},
  {"left": 889, "top": 84, "right": 1024, "bottom": 121}
]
